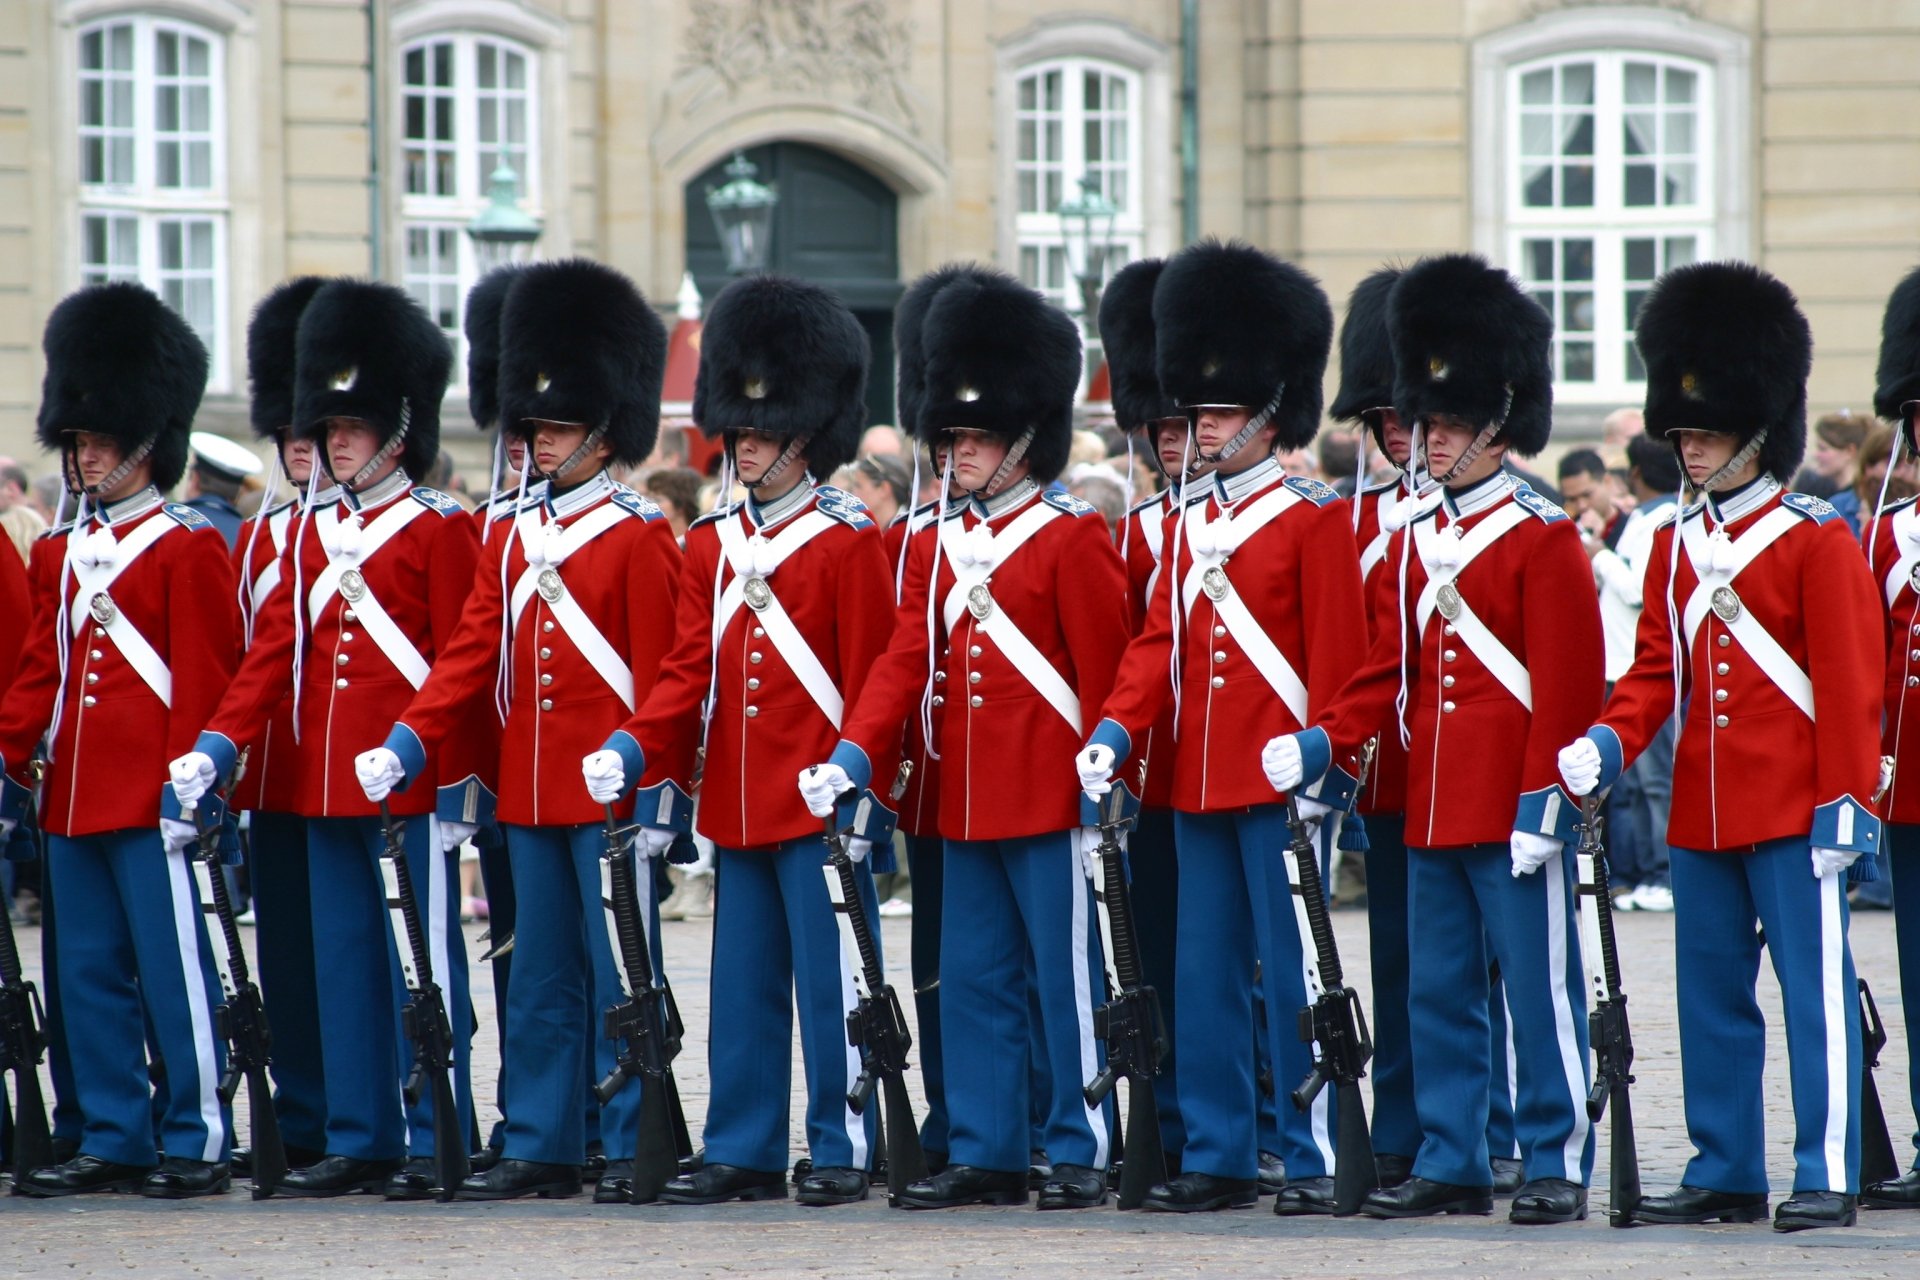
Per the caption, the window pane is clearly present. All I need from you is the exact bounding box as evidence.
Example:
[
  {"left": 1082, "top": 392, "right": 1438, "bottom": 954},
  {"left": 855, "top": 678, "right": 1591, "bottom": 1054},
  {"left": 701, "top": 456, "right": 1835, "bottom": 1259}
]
[
  {"left": 479, "top": 98, "right": 497, "bottom": 145},
  {"left": 1665, "top": 162, "right": 1696, "bottom": 206},
  {"left": 160, "top": 220, "right": 182, "bottom": 268},
  {"left": 110, "top": 137, "right": 134, "bottom": 183},
  {"left": 110, "top": 23, "right": 132, "bottom": 69},
  {"left": 434, "top": 41, "right": 451, "bottom": 85},
  {"left": 187, "top": 141, "right": 211, "bottom": 188},
  {"left": 1085, "top": 120, "right": 1101, "bottom": 166},
  {"left": 1563, "top": 164, "right": 1593, "bottom": 207},
  {"left": 186, "top": 37, "right": 208, "bottom": 77},
  {"left": 111, "top": 80, "right": 132, "bottom": 128},
  {"left": 478, "top": 43, "right": 496, "bottom": 89},
  {"left": 1624, "top": 62, "right": 1656, "bottom": 105},
  {"left": 1664, "top": 113, "right": 1694, "bottom": 155},
  {"left": 157, "top": 84, "right": 180, "bottom": 132},
  {"left": 1565, "top": 291, "right": 1594, "bottom": 332},
  {"left": 1666, "top": 66, "right": 1696, "bottom": 103},
  {"left": 82, "top": 29, "right": 102, "bottom": 70},
  {"left": 406, "top": 46, "right": 425, "bottom": 85},
  {"left": 1664, "top": 235, "right": 1698, "bottom": 268},
  {"left": 1526, "top": 239, "right": 1555, "bottom": 281},
  {"left": 1625, "top": 164, "right": 1655, "bottom": 207},
  {"left": 1520, "top": 68, "right": 1552, "bottom": 105},
  {"left": 1520, "top": 114, "right": 1553, "bottom": 156},
  {"left": 157, "top": 29, "right": 178, "bottom": 77},
  {"left": 1625, "top": 238, "right": 1655, "bottom": 282},
  {"left": 157, "top": 140, "right": 181, "bottom": 188},
  {"left": 1564, "top": 341, "right": 1595, "bottom": 382},
  {"left": 1562, "top": 62, "right": 1594, "bottom": 106},
  {"left": 1018, "top": 75, "right": 1035, "bottom": 112},
  {"left": 1084, "top": 69, "right": 1100, "bottom": 112},
  {"left": 406, "top": 95, "right": 426, "bottom": 139},
  {"left": 1562, "top": 239, "right": 1593, "bottom": 283},
  {"left": 1043, "top": 69, "right": 1060, "bottom": 111},
  {"left": 187, "top": 84, "right": 210, "bottom": 133},
  {"left": 1563, "top": 114, "right": 1593, "bottom": 157},
  {"left": 1623, "top": 112, "right": 1652, "bottom": 157}
]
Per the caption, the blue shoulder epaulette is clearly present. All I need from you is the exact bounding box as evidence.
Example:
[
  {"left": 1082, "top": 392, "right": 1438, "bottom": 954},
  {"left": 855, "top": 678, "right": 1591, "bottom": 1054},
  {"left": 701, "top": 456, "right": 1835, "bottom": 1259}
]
[
  {"left": 1042, "top": 489, "right": 1097, "bottom": 517},
  {"left": 409, "top": 486, "right": 462, "bottom": 517},
  {"left": 1511, "top": 484, "right": 1568, "bottom": 523},
  {"left": 1782, "top": 491, "right": 1840, "bottom": 525},
  {"left": 814, "top": 485, "right": 875, "bottom": 529},
  {"left": 1282, "top": 475, "right": 1340, "bottom": 507},
  {"left": 161, "top": 502, "right": 214, "bottom": 530},
  {"left": 610, "top": 490, "right": 666, "bottom": 521}
]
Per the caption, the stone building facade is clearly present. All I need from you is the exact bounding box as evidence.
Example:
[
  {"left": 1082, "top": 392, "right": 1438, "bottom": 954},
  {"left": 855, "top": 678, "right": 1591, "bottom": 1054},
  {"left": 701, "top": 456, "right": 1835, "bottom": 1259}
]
[{"left": 2, "top": 0, "right": 1917, "bottom": 468}]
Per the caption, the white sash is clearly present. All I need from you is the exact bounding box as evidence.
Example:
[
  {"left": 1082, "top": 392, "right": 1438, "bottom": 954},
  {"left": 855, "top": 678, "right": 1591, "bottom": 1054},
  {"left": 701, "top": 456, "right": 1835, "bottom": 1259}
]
[
  {"left": 1138, "top": 500, "right": 1168, "bottom": 602},
  {"left": 306, "top": 500, "right": 434, "bottom": 690},
  {"left": 508, "top": 502, "right": 637, "bottom": 710},
  {"left": 68, "top": 514, "right": 179, "bottom": 706},
  {"left": 1414, "top": 502, "right": 1535, "bottom": 710},
  {"left": 249, "top": 505, "right": 293, "bottom": 614},
  {"left": 714, "top": 510, "right": 845, "bottom": 729},
  {"left": 1884, "top": 502, "right": 1920, "bottom": 607},
  {"left": 1179, "top": 487, "right": 1310, "bottom": 724},
  {"left": 940, "top": 503, "right": 1081, "bottom": 734},
  {"left": 1359, "top": 488, "right": 1396, "bottom": 579},
  {"left": 1680, "top": 506, "right": 1813, "bottom": 719}
]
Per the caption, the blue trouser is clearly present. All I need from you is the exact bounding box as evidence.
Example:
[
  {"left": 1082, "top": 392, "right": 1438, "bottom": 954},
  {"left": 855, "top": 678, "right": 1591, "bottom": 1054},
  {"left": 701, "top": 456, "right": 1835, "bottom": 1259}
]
[
  {"left": 1129, "top": 807, "right": 1185, "bottom": 1160},
  {"left": 1487, "top": 956, "right": 1519, "bottom": 1161},
  {"left": 37, "top": 851, "right": 82, "bottom": 1145},
  {"left": 704, "top": 838, "right": 878, "bottom": 1172},
  {"left": 476, "top": 835, "right": 515, "bottom": 1151},
  {"left": 1670, "top": 840, "right": 1862, "bottom": 1193},
  {"left": 905, "top": 833, "right": 948, "bottom": 1156},
  {"left": 49, "top": 828, "right": 228, "bottom": 1167},
  {"left": 943, "top": 830, "right": 1109, "bottom": 1173},
  {"left": 1171, "top": 804, "right": 1330, "bottom": 1181},
  {"left": 1892, "top": 823, "right": 1920, "bottom": 1170},
  {"left": 305, "top": 814, "right": 473, "bottom": 1161},
  {"left": 248, "top": 810, "right": 326, "bottom": 1153},
  {"left": 1406, "top": 842, "right": 1593, "bottom": 1187},
  {"left": 500, "top": 823, "right": 661, "bottom": 1164}
]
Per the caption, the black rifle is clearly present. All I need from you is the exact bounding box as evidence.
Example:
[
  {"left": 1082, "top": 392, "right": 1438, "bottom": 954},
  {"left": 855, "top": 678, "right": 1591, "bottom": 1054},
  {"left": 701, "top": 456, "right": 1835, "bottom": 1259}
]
[
  {"left": 376, "top": 800, "right": 466, "bottom": 1202},
  {"left": 1574, "top": 796, "right": 1641, "bottom": 1227},
  {"left": 1081, "top": 785, "right": 1167, "bottom": 1209},
  {"left": 1859, "top": 979, "right": 1901, "bottom": 1189},
  {"left": 0, "top": 780, "right": 50, "bottom": 1179},
  {"left": 1284, "top": 794, "right": 1378, "bottom": 1215},
  {"left": 185, "top": 767, "right": 287, "bottom": 1199},
  {"left": 594, "top": 805, "right": 692, "bottom": 1203},
  {"left": 823, "top": 797, "right": 926, "bottom": 1202}
]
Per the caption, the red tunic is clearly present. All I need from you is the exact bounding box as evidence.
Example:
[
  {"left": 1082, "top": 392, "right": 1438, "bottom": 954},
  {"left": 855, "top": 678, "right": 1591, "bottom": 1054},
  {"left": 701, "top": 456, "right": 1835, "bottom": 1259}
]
[
  {"left": 0, "top": 500, "right": 239, "bottom": 836},
  {"left": 1343, "top": 479, "right": 1412, "bottom": 815},
  {"left": 0, "top": 536, "right": 30, "bottom": 691},
  {"left": 1872, "top": 498, "right": 1920, "bottom": 824},
  {"left": 884, "top": 506, "right": 943, "bottom": 838},
  {"left": 228, "top": 502, "right": 302, "bottom": 813},
  {"left": 1121, "top": 490, "right": 1181, "bottom": 810}
]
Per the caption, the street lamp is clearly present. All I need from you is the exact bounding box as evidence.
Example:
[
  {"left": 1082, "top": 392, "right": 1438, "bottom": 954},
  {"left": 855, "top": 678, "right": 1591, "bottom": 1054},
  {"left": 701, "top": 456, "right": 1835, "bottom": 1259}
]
[
  {"left": 704, "top": 151, "right": 779, "bottom": 275},
  {"left": 466, "top": 161, "right": 543, "bottom": 271},
  {"left": 1057, "top": 173, "right": 1120, "bottom": 336}
]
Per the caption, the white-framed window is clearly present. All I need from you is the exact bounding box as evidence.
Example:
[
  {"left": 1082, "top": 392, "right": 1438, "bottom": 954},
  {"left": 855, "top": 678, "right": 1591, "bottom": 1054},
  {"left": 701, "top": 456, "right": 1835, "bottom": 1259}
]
[
  {"left": 399, "top": 33, "right": 539, "bottom": 359},
  {"left": 76, "top": 15, "right": 228, "bottom": 386}
]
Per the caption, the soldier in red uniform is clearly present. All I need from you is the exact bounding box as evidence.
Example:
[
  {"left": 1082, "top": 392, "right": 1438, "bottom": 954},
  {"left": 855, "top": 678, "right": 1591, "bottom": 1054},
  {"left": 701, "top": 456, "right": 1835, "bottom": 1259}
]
[
  {"left": 168, "top": 281, "right": 486, "bottom": 1200},
  {"left": 355, "top": 259, "right": 680, "bottom": 1203},
  {"left": 581, "top": 274, "right": 894, "bottom": 1207},
  {"left": 806, "top": 267, "right": 1128, "bottom": 1211},
  {"left": 0, "top": 283, "right": 238, "bottom": 1198},
  {"left": 1865, "top": 264, "right": 1920, "bottom": 1210},
  {"left": 1271, "top": 254, "right": 1601, "bottom": 1223},
  {"left": 1561, "top": 263, "right": 1881, "bottom": 1231}
]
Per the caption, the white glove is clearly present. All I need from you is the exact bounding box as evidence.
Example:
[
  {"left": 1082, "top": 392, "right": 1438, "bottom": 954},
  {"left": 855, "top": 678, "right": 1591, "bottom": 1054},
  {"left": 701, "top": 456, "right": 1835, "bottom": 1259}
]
[
  {"left": 798, "top": 764, "right": 852, "bottom": 819},
  {"left": 1557, "top": 738, "right": 1603, "bottom": 797},
  {"left": 0, "top": 817, "right": 15, "bottom": 842},
  {"left": 636, "top": 826, "right": 677, "bottom": 860},
  {"left": 355, "top": 747, "right": 406, "bottom": 804},
  {"left": 1073, "top": 826, "right": 1118, "bottom": 880},
  {"left": 844, "top": 836, "right": 874, "bottom": 865},
  {"left": 1879, "top": 756, "right": 1895, "bottom": 797},
  {"left": 1261, "top": 734, "right": 1304, "bottom": 794},
  {"left": 161, "top": 817, "right": 198, "bottom": 856},
  {"left": 1510, "top": 829, "right": 1561, "bottom": 878},
  {"left": 1076, "top": 744, "right": 1116, "bottom": 798},
  {"left": 439, "top": 820, "right": 477, "bottom": 853},
  {"left": 1812, "top": 846, "right": 1859, "bottom": 879},
  {"left": 169, "top": 751, "right": 217, "bottom": 808},
  {"left": 582, "top": 750, "right": 627, "bottom": 804}
]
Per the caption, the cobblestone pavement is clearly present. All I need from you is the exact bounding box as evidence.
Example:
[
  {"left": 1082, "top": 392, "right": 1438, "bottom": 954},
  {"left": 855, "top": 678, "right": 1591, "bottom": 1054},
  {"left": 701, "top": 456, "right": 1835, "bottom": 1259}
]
[{"left": 6, "top": 904, "right": 1920, "bottom": 1277}]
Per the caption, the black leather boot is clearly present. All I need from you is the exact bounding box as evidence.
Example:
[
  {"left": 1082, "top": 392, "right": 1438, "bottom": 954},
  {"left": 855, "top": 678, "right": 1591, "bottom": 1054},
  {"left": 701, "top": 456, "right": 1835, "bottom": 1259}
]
[
  {"left": 1629, "top": 1185, "right": 1769, "bottom": 1225},
  {"left": 277, "top": 1155, "right": 405, "bottom": 1198},
  {"left": 456, "top": 1158, "right": 581, "bottom": 1201},
  {"left": 1360, "top": 1176, "right": 1494, "bottom": 1218},
  {"left": 15, "top": 1155, "right": 154, "bottom": 1198},
  {"left": 140, "top": 1157, "right": 232, "bottom": 1200},
  {"left": 1863, "top": 1169, "right": 1920, "bottom": 1210},
  {"left": 796, "top": 1165, "right": 869, "bottom": 1206},
  {"left": 1273, "top": 1175, "right": 1337, "bottom": 1216},
  {"left": 1773, "top": 1190, "right": 1857, "bottom": 1232},
  {"left": 1509, "top": 1177, "right": 1587, "bottom": 1224},
  {"left": 383, "top": 1156, "right": 443, "bottom": 1201},
  {"left": 659, "top": 1162, "right": 788, "bottom": 1205},
  {"left": 1141, "top": 1171, "right": 1259, "bottom": 1213},
  {"left": 1036, "top": 1163, "right": 1106, "bottom": 1209},
  {"left": 895, "top": 1164, "right": 1028, "bottom": 1209}
]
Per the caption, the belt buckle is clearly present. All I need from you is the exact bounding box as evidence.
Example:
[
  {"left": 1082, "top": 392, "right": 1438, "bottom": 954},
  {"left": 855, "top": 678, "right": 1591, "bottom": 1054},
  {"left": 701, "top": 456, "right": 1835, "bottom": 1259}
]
[
  {"left": 1709, "top": 585, "right": 1741, "bottom": 622},
  {"left": 1435, "top": 582, "right": 1462, "bottom": 621},
  {"left": 536, "top": 567, "right": 564, "bottom": 603},
  {"left": 966, "top": 584, "right": 993, "bottom": 621},
  {"left": 743, "top": 575, "right": 772, "bottom": 612},
  {"left": 1201, "top": 566, "right": 1230, "bottom": 602},
  {"left": 89, "top": 592, "right": 116, "bottom": 626},
  {"left": 338, "top": 568, "right": 367, "bottom": 603}
]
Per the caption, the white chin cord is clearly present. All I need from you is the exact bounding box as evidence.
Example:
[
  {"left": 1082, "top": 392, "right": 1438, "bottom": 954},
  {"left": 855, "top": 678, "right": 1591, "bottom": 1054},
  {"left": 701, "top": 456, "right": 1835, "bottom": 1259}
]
[
  {"left": 1168, "top": 429, "right": 1194, "bottom": 736},
  {"left": 493, "top": 464, "right": 532, "bottom": 726},
  {"left": 289, "top": 463, "right": 324, "bottom": 743},
  {"left": 236, "top": 462, "right": 284, "bottom": 645},
  {"left": 919, "top": 451, "right": 957, "bottom": 762}
]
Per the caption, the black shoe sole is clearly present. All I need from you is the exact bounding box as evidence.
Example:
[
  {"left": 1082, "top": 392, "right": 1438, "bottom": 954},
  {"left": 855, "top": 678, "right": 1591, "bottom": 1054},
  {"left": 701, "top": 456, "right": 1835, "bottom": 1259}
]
[
  {"left": 1510, "top": 1203, "right": 1588, "bottom": 1224},
  {"left": 1774, "top": 1209, "right": 1857, "bottom": 1232},
  {"left": 1141, "top": 1191, "right": 1259, "bottom": 1213},
  {"left": 1361, "top": 1197, "right": 1493, "bottom": 1218},
  {"left": 658, "top": 1183, "right": 788, "bottom": 1205},
  {"left": 139, "top": 1177, "right": 232, "bottom": 1200},
  {"left": 1036, "top": 1191, "right": 1106, "bottom": 1210},
  {"left": 383, "top": 1185, "right": 442, "bottom": 1202},
  {"left": 15, "top": 1177, "right": 148, "bottom": 1198},
  {"left": 1861, "top": 1193, "right": 1920, "bottom": 1210},
  {"left": 455, "top": 1182, "right": 580, "bottom": 1201},
  {"left": 894, "top": 1189, "right": 1029, "bottom": 1209},
  {"left": 1631, "top": 1203, "right": 1769, "bottom": 1225},
  {"left": 276, "top": 1179, "right": 392, "bottom": 1199},
  {"left": 795, "top": 1186, "right": 869, "bottom": 1207},
  {"left": 1273, "top": 1197, "right": 1339, "bottom": 1217}
]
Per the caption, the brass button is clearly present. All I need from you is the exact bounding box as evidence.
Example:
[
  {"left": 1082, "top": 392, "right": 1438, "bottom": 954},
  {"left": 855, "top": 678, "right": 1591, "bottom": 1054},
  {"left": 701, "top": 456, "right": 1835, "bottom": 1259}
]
[
  {"left": 1911, "top": 649, "right": 1920, "bottom": 662},
  {"left": 1443, "top": 624, "right": 1457, "bottom": 637},
  {"left": 969, "top": 694, "right": 983, "bottom": 708},
  {"left": 931, "top": 694, "right": 945, "bottom": 708},
  {"left": 749, "top": 652, "right": 763, "bottom": 664},
  {"left": 90, "top": 649, "right": 103, "bottom": 660},
  {"left": 1443, "top": 700, "right": 1456, "bottom": 713},
  {"left": 934, "top": 670, "right": 946, "bottom": 683},
  {"left": 540, "top": 673, "right": 554, "bottom": 687},
  {"left": 1213, "top": 650, "right": 1227, "bottom": 663},
  {"left": 336, "top": 653, "right": 349, "bottom": 665},
  {"left": 1714, "top": 689, "right": 1728, "bottom": 703},
  {"left": 1213, "top": 625, "right": 1226, "bottom": 638},
  {"left": 1717, "top": 634, "right": 1730, "bottom": 648},
  {"left": 747, "top": 677, "right": 760, "bottom": 691},
  {"left": 540, "top": 698, "right": 553, "bottom": 711},
  {"left": 1443, "top": 649, "right": 1457, "bottom": 662},
  {"left": 1716, "top": 662, "right": 1730, "bottom": 676},
  {"left": 1442, "top": 674, "right": 1455, "bottom": 688},
  {"left": 1912, "top": 623, "right": 1920, "bottom": 636},
  {"left": 746, "top": 706, "right": 759, "bottom": 717},
  {"left": 94, "top": 626, "right": 105, "bottom": 638},
  {"left": 752, "top": 627, "right": 766, "bottom": 639},
  {"left": 1908, "top": 676, "right": 1918, "bottom": 688},
  {"left": 969, "top": 645, "right": 982, "bottom": 658},
  {"left": 86, "top": 672, "right": 99, "bottom": 685},
  {"left": 1210, "top": 675, "right": 1225, "bottom": 689},
  {"left": 341, "top": 631, "right": 354, "bottom": 642},
  {"left": 81, "top": 694, "right": 96, "bottom": 708},
  {"left": 969, "top": 671, "right": 982, "bottom": 685},
  {"left": 343, "top": 609, "right": 357, "bottom": 622},
  {"left": 336, "top": 678, "right": 349, "bottom": 689},
  {"left": 539, "top": 646, "right": 552, "bottom": 660},
  {"left": 1714, "top": 713, "right": 1729, "bottom": 728}
]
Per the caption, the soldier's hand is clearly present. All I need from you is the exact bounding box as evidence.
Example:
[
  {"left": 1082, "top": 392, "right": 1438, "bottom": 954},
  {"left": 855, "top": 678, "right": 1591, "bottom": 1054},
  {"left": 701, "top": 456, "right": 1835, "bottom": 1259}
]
[
  {"left": 1073, "top": 825, "right": 1114, "bottom": 879},
  {"left": 1557, "top": 737, "right": 1603, "bottom": 796},
  {"left": 844, "top": 836, "right": 874, "bottom": 864},
  {"left": 160, "top": 817, "right": 198, "bottom": 856},
  {"left": 1811, "top": 846, "right": 1858, "bottom": 879},
  {"left": 582, "top": 750, "right": 627, "bottom": 803},
  {"left": 438, "top": 820, "right": 477, "bottom": 853},
  {"left": 355, "top": 747, "right": 406, "bottom": 803},
  {"left": 635, "top": 826, "right": 677, "bottom": 860},
  {"left": 1509, "top": 829, "right": 1560, "bottom": 878},
  {"left": 1261, "top": 734, "right": 1304, "bottom": 793},
  {"left": 169, "top": 751, "right": 217, "bottom": 807},
  {"left": 798, "top": 764, "right": 851, "bottom": 818},
  {"left": 1075, "top": 744, "right": 1116, "bottom": 798}
]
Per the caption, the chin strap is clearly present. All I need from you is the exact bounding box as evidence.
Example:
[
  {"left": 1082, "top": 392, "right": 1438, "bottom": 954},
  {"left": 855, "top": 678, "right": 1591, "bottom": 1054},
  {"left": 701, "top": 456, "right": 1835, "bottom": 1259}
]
[
  {"left": 733, "top": 433, "right": 810, "bottom": 492},
  {"left": 1420, "top": 385, "right": 1513, "bottom": 487},
  {"left": 343, "top": 400, "right": 412, "bottom": 492},
  {"left": 536, "top": 422, "right": 609, "bottom": 488},
  {"left": 1190, "top": 384, "right": 1284, "bottom": 472},
  {"left": 71, "top": 433, "right": 157, "bottom": 499},
  {"left": 977, "top": 425, "right": 1036, "bottom": 498},
  {"left": 1681, "top": 425, "right": 1769, "bottom": 501}
]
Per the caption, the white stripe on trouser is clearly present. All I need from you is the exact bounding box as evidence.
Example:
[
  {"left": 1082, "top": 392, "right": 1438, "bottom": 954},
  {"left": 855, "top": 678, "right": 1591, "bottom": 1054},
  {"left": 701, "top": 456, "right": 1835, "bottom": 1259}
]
[
  {"left": 1819, "top": 870, "right": 1849, "bottom": 1189},
  {"left": 1302, "top": 822, "right": 1334, "bottom": 1168},
  {"left": 1069, "top": 851, "right": 1111, "bottom": 1171},
  {"left": 835, "top": 930, "right": 870, "bottom": 1169},
  {"left": 1543, "top": 852, "right": 1592, "bottom": 1176},
  {"left": 164, "top": 845, "right": 225, "bottom": 1162},
  {"left": 1501, "top": 984, "right": 1521, "bottom": 1159},
  {"left": 426, "top": 817, "right": 452, "bottom": 1025}
]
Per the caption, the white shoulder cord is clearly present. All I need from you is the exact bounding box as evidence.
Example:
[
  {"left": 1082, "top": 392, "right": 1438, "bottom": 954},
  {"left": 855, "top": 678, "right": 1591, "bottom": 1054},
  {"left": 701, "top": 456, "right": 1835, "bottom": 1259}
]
[
  {"left": 1865, "top": 434, "right": 1905, "bottom": 569},
  {"left": 288, "top": 465, "right": 324, "bottom": 743},
  {"left": 895, "top": 448, "right": 921, "bottom": 605},
  {"left": 236, "top": 464, "right": 282, "bottom": 646},
  {"left": 480, "top": 434, "right": 505, "bottom": 545},
  {"left": 1663, "top": 482, "right": 1690, "bottom": 765},
  {"left": 699, "top": 454, "right": 740, "bottom": 748},
  {"left": 1167, "top": 432, "right": 1194, "bottom": 736},
  {"left": 1119, "top": 431, "right": 1137, "bottom": 570},
  {"left": 918, "top": 452, "right": 956, "bottom": 762},
  {"left": 46, "top": 490, "right": 92, "bottom": 762},
  {"left": 493, "top": 465, "right": 531, "bottom": 726}
]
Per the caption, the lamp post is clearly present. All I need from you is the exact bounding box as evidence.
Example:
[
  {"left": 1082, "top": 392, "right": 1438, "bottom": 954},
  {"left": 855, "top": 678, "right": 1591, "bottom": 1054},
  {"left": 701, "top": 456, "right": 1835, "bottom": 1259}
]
[
  {"left": 704, "top": 151, "right": 779, "bottom": 275},
  {"left": 466, "top": 161, "right": 543, "bottom": 271},
  {"left": 1057, "top": 173, "right": 1119, "bottom": 337}
]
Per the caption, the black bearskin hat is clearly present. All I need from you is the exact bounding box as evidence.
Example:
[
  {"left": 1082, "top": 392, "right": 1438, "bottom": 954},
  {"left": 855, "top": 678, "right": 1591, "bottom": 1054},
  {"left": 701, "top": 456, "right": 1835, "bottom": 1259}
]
[
  {"left": 247, "top": 276, "right": 327, "bottom": 442},
  {"left": 894, "top": 263, "right": 987, "bottom": 443},
  {"left": 1099, "top": 257, "right": 1179, "bottom": 432},
  {"left": 1636, "top": 261, "right": 1811, "bottom": 483},
  {"left": 497, "top": 259, "right": 667, "bottom": 468},
  {"left": 292, "top": 279, "right": 452, "bottom": 482},
  {"left": 464, "top": 264, "right": 524, "bottom": 430},
  {"left": 1329, "top": 266, "right": 1402, "bottom": 426},
  {"left": 38, "top": 281, "right": 208, "bottom": 492},
  {"left": 1875, "top": 264, "right": 1920, "bottom": 441},
  {"left": 694, "top": 273, "right": 870, "bottom": 478},
  {"left": 1153, "top": 239, "right": 1332, "bottom": 451},
  {"left": 1389, "top": 254, "right": 1554, "bottom": 457},
  {"left": 920, "top": 268, "right": 1081, "bottom": 483}
]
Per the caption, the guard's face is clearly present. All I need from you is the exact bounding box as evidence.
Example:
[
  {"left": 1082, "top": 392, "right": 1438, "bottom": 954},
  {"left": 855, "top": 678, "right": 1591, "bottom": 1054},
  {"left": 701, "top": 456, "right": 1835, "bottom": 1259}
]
[
  {"left": 1193, "top": 407, "right": 1253, "bottom": 456},
  {"left": 730, "top": 429, "right": 785, "bottom": 484},
  {"left": 1373, "top": 408, "right": 1413, "bottom": 467},
  {"left": 506, "top": 436, "right": 528, "bottom": 476},
  {"left": 281, "top": 436, "right": 316, "bottom": 487},
  {"left": 948, "top": 429, "right": 1010, "bottom": 491},
  {"left": 1151, "top": 417, "right": 1191, "bottom": 475},
  {"left": 68, "top": 431, "right": 125, "bottom": 490},
  {"left": 528, "top": 420, "right": 607, "bottom": 478},
  {"left": 1420, "top": 413, "right": 1481, "bottom": 476},
  {"left": 325, "top": 418, "right": 386, "bottom": 486},
  {"left": 1672, "top": 429, "right": 1739, "bottom": 485}
]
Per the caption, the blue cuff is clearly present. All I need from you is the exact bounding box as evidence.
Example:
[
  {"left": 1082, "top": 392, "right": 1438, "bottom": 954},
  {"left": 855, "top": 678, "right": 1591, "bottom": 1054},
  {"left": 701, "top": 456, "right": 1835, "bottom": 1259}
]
[
  {"left": 1080, "top": 779, "right": 1142, "bottom": 829},
  {"left": 1588, "top": 725, "right": 1625, "bottom": 793},
  {"left": 1514, "top": 784, "right": 1579, "bottom": 844},
  {"left": 1812, "top": 794, "right": 1881, "bottom": 858},
  {"left": 827, "top": 741, "right": 873, "bottom": 794},
  {"left": 194, "top": 730, "right": 239, "bottom": 783},
  {"left": 436, "top": 773, "right": 497, "bottom": 828},
  {"left": 1087, "top": 717, "right": 1132, "bottom": 762},
  {"left": 1301, "top": 760, "right": 1358, "bottom": 812},
  {"left": 386, "top": 723, "right": 428, "bottom": 787},
  {"left": 633, "top": 780, "right": 693, "bottom": 834},
  {"left": 598, "top": 729, "right": 647, "bottom": 801},
  {"left": 162, "top": 786, "right": 228, "bottom": 829},
  {"left": 838, "top": 788, "right": 897, "bottom": 845},
  {"left": 1295, "top": 726, "right": 1333, "bottom": 788}
]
